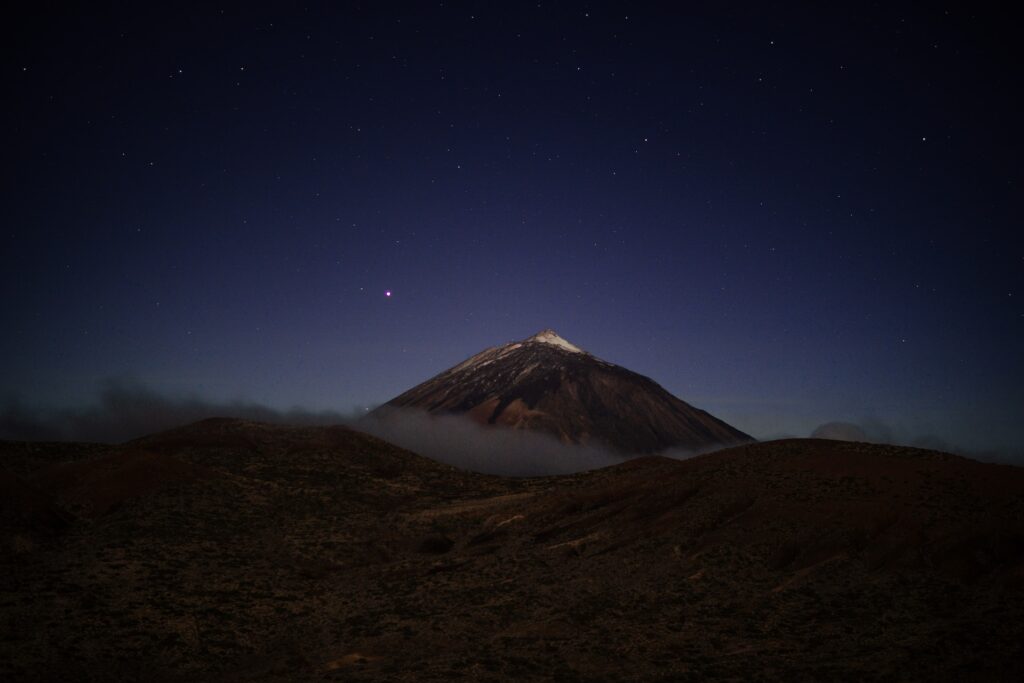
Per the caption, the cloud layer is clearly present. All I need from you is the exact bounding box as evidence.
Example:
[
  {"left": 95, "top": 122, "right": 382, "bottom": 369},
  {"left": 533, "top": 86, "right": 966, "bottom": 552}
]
[
  {"left": 0, "top": 379, "right": 350, "bottom": 444},
  {"left": 0, "top": 379, "right": 629, "bottom": 476},
  {"left": 357, "top": 410, "right": 625, "bottom": 476},
  {"left": 809, "top": 419, "right": 1021, "bottom": 464},
  {"left": 2, "top": 380, "right": 1019, "bottom": 472}
]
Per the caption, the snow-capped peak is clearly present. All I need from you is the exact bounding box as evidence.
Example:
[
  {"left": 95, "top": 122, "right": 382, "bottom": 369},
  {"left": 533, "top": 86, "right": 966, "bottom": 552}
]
[{"left": 525, "top": 329, "right": 584, "bottom": 354}]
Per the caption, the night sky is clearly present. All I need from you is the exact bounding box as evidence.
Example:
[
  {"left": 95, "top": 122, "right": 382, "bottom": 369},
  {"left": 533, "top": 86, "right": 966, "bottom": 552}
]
[{"left": 4, "top": 3, "right": 1021, "bottom": 455}]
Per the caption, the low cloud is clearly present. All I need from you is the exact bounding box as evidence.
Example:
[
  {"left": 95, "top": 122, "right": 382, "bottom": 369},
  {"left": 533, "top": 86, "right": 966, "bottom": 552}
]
[
  {"left": 809, "top": 419, "right": 1021, "bottom": 464},
  {"left": 9, "top": 380, "right": 1014, "bottom": 476},
  {"left": 657, "top": 444, "right": 736, "bottom": 462},
  {"left": 811, "top": 420, "right": 945, "bottom": 449},
  {"left": 0, "top": 378, "right": 351, "bottom": 444},
  {"left": 810, "top": 422, "right": 869, "bottom": 442},
  {"left": 0, "top": 379, "right": 629, "bottom": 476},
  {"left": 357, "top": 409, "right": 624, "bottom": 476}
]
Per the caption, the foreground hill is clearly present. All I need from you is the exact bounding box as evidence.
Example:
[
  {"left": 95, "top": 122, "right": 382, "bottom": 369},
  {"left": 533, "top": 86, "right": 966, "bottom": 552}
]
[
  {"left": 2, "top": 420, "right": 1023, "bottom": 681},
  {"left": 371, "top": 329, "right": 751, "bottom": 453}
]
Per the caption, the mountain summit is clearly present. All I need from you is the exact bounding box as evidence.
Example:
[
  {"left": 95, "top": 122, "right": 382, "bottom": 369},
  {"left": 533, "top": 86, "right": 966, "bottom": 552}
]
[
  {"left": 371, "top": 330, "right": 751, "bottom": 454},
  {"left": 524, "top": 329, "right": 585, "bottom": 353}
]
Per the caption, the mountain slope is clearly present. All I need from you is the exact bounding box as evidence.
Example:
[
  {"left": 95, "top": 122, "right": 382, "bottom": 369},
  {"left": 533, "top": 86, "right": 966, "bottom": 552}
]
[
  {"left": 2, "top": 422, "right": 1023, "bottom": 680},
  {"left": 372, "top": 329, "right": 751, "bottom": 453}
]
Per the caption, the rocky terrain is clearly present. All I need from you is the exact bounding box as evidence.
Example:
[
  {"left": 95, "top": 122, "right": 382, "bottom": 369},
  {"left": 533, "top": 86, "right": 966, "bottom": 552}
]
[
  {"left": 372, "top": 330, "right": 751, "bottom": 453},
  {"left": 2, "top": 419, "right": 1024, "bottom": 681}
]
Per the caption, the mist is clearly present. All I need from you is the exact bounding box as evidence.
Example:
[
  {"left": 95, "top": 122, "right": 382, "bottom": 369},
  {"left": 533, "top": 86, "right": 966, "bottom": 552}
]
[
  {"left": 0, "top": 379, "right": 628, "bottom": 476},
  {"left": 358, "top": 409, "right": 625, "bottom": 476},
  {"left": 0, "top": 378, "right": 352, "bottom": 444},
  {"left": 809, "top": 420, "right": 1022, "bottom": 465},
  {"left": 3, "top": 380, "right": 1019, "bottom": 474}
]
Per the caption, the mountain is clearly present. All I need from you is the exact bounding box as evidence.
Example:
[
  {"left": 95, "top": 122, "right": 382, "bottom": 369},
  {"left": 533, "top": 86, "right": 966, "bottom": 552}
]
[
  {"left": 2, "top": 421, "right": 1023, "bottom": 680},
  {"left": 371, "top": 329, "right": 751, "bottom": 454}
]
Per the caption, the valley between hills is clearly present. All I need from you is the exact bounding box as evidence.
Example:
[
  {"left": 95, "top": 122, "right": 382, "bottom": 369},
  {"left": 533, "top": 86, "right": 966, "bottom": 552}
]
[{"left": 3, "top": 418, "right": 1023, "bottom": 681}]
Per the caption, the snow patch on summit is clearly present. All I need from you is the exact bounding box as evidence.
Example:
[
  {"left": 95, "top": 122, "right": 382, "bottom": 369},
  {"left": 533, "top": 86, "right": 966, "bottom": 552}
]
[
  {"left": 526, "top": 329, "right": 584, "bottom": 354},
  {"left": 447, "top": 347, "right": 499, "bottom": 374}
]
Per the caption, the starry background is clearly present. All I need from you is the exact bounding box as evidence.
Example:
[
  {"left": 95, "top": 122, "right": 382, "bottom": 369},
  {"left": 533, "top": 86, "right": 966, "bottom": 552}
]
[{"left": 3, "top": 3, "right": 1021, "bottom": 455}]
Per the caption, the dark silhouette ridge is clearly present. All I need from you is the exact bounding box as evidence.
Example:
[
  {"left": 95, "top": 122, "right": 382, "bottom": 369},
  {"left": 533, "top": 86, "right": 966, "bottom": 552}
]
[{"left": 2, "top": 420, "right": 1023, "bottom": 679}]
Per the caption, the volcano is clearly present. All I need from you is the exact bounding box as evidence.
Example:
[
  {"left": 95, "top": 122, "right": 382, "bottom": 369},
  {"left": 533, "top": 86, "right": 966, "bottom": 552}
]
[{"left": 371, "top": 329, "right": 751, "bottom": 453}]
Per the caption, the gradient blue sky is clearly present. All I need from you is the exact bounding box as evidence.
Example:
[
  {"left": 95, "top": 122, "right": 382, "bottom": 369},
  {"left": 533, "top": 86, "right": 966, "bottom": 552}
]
[{"left": 3, "top": 3, "right": 1021, "bottom": 453}]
